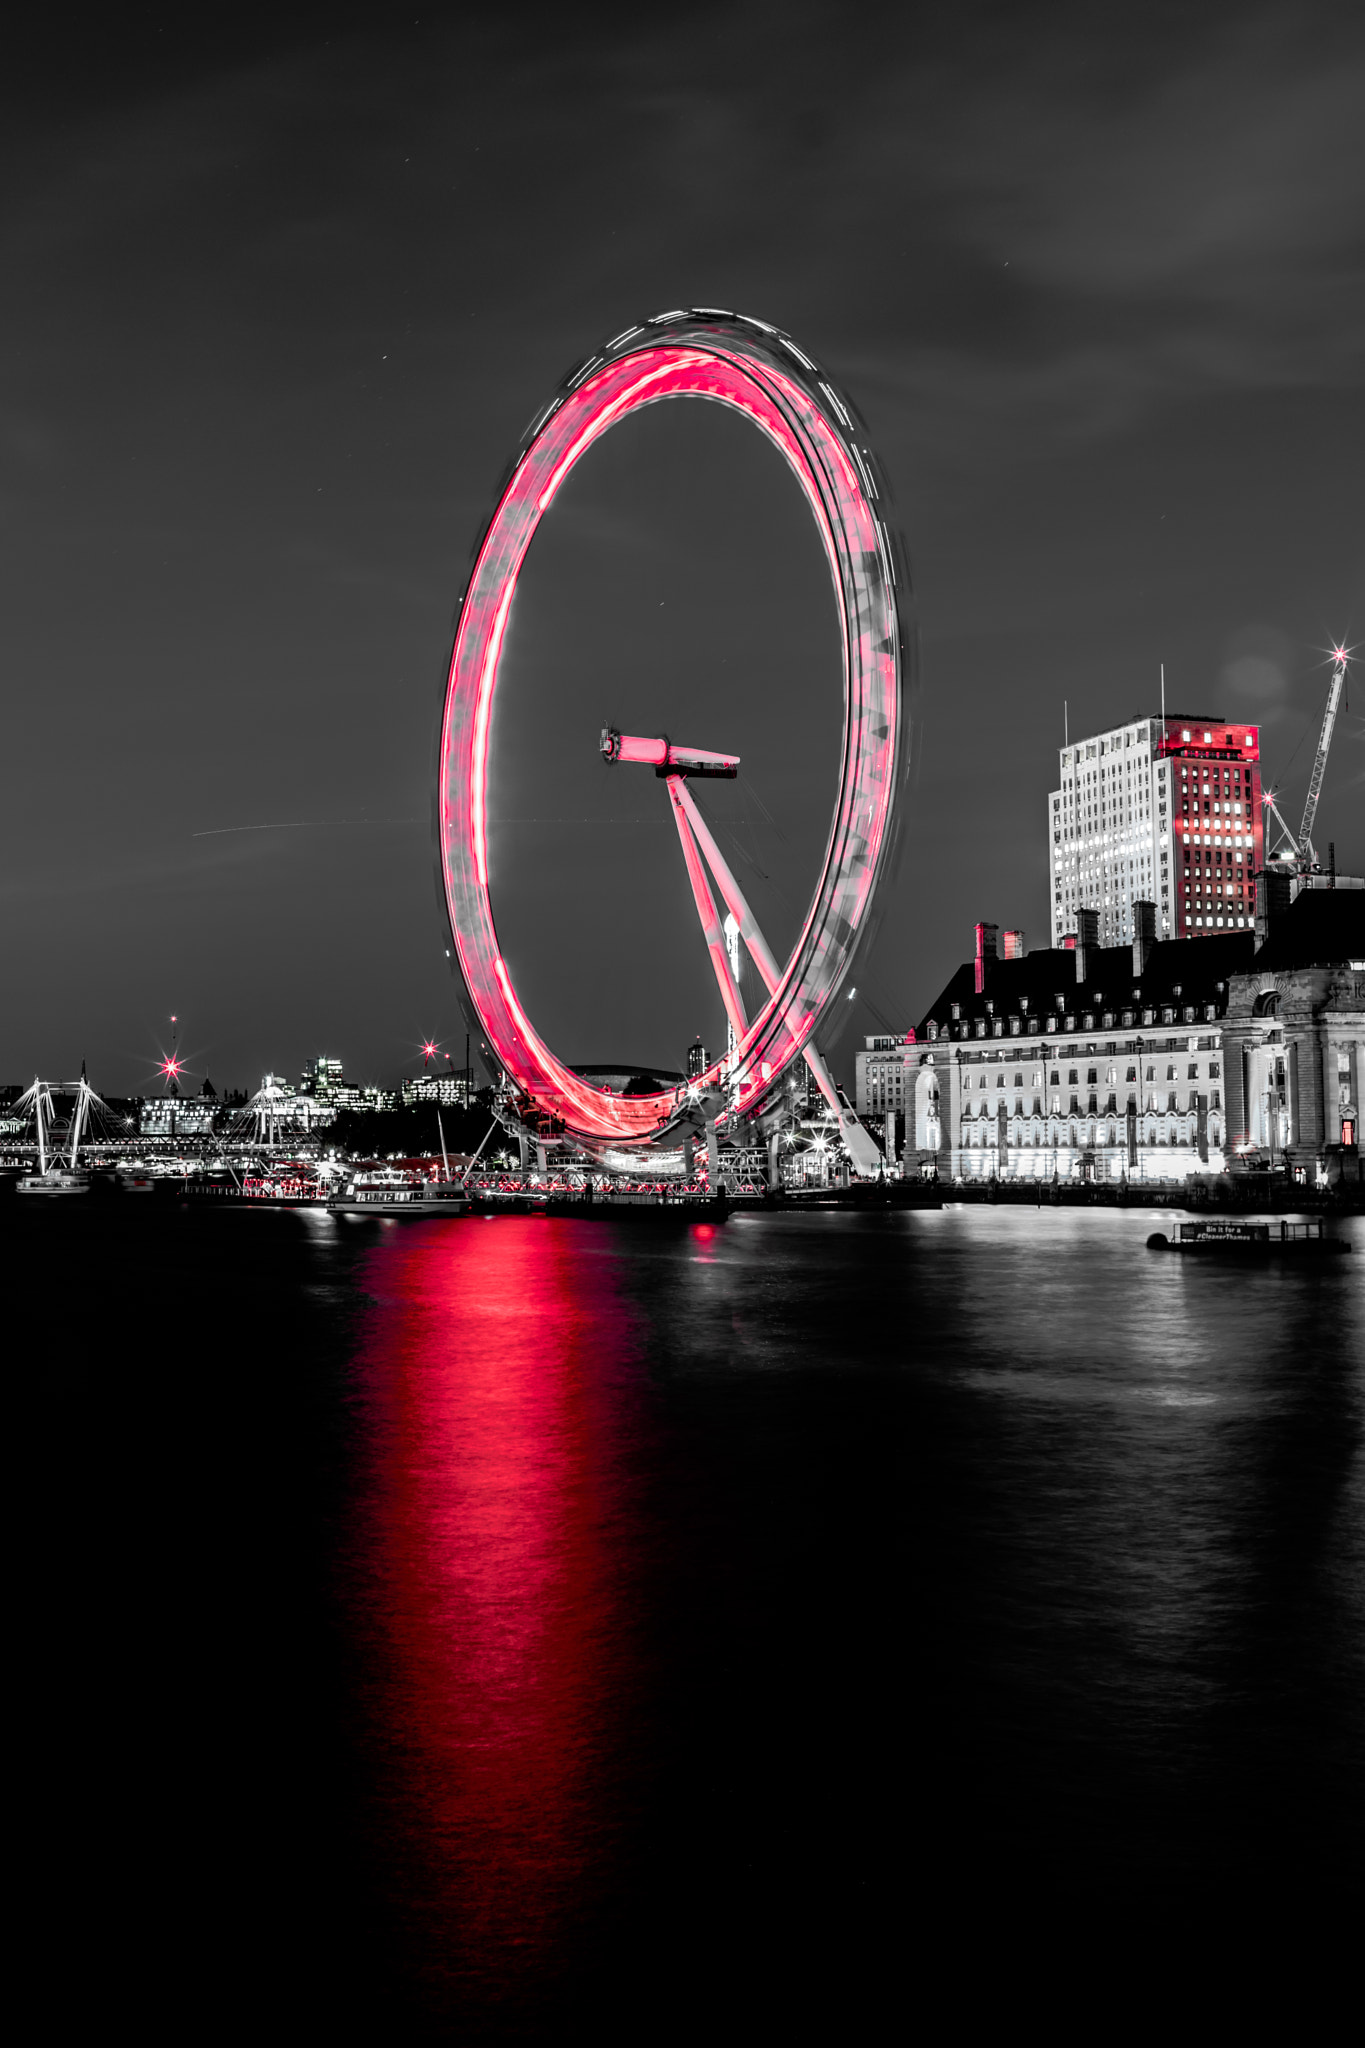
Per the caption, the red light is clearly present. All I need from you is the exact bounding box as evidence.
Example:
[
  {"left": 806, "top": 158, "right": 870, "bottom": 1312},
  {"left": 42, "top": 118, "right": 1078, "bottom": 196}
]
[{"left": 422, "top": 1041, "right": 438, "bottom": 1064}]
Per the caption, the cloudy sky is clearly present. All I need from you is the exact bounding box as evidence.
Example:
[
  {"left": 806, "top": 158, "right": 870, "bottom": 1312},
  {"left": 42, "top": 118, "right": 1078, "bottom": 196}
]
[{"left": 3, "top": 1, "right": 1363, "bottom": 1094}]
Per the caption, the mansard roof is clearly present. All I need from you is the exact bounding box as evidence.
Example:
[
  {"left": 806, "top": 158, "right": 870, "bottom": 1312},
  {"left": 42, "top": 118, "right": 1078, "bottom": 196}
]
[
  {"left": 916, "top": 889, "right": 1364, "bottom": 1040},
  {"left": 916, "top": 934, "right": 1253, "bottom": 1037}
]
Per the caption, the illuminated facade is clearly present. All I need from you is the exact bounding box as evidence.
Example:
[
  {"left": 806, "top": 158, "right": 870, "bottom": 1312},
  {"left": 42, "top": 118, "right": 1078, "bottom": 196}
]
[
  {"left": 301, "top": 1055, "right": 346, "bottom": 1101},
  {"left": 903, "top": 893, "right": 1363, "bottom": 1184},
  {"left": 854, "top": 1035, "right": 921, "bottom": 1164},
  {"left": 905, "top": 919, "right": 1251, "bottom": 1182},
  {"left": 401, "top": 1074, "right": 468, "bottom": 1107},
  {"left": 1050, "top": 715, "right": 1264, "bottom": 947},
  {"left": 140, "top": 1084, "right": 219, "bottom": 1137}
]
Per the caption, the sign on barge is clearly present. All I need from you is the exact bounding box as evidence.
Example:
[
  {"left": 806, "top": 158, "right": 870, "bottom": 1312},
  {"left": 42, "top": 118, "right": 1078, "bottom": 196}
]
[{"left": 1147, "top": 1220, "right": 1350, "bottom": 1255}]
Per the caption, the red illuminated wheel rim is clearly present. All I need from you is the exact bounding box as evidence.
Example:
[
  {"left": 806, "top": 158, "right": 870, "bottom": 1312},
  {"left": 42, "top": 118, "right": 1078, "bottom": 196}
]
[{"left": 438, "top": 310, "right": 912, "bottom": 1149}]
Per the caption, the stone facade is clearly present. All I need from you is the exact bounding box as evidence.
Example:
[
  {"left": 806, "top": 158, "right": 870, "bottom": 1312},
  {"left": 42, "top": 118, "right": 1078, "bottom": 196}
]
[
  {"left": 897, "top": 890, "right": 1364, "bottom": 1186},
  {"left": 1221, "top": 901, "right": 1364, "bottom": 1188}
]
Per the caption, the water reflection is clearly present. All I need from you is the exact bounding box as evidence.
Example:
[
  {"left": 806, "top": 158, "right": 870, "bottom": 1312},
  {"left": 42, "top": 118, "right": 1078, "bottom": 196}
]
[
  {"left": 332, "top": 1205, "right": 1362, "bottom": 2021},
  {"left": 350, "top": 1219, "right": 644, "bottom": 2009}
]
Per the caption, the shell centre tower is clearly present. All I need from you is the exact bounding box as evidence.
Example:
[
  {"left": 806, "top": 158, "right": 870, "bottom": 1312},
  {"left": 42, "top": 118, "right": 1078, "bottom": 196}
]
[{"left": 1050, "top": 715, "right": 1264, "bottom": 947}]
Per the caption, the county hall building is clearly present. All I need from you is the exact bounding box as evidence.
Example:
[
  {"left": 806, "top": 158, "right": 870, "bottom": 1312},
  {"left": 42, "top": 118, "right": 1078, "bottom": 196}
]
[{"left": 857, "top": 890, "right": 1363, "bottom": 1188}]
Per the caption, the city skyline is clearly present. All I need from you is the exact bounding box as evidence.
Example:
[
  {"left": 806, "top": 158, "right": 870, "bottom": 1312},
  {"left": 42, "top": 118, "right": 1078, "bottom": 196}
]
[{"left": 4, "top": 5, "right": 1363, "bottom": 1094}]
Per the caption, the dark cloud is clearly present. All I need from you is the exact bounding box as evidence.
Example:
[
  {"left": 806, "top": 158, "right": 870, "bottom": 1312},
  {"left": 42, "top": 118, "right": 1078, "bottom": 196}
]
[{"left": 2, "top": 2, "right": 1362, "bottom": 1089}]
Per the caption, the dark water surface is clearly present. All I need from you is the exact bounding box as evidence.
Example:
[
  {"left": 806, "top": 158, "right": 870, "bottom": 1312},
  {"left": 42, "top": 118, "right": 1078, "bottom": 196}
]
[{"left": 23, "top": 1203, "right": 1364, "bottom": 2031}]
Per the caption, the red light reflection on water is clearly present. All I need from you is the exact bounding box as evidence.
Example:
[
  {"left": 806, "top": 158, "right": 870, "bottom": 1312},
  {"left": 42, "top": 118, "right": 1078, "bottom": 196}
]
[{"left": 350, "top": 1219, "right": 643, "bottom": 1998}]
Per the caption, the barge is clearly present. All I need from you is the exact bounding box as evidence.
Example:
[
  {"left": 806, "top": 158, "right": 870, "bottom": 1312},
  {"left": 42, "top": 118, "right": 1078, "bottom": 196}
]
[{"left": 1147, "top": 1219, "right": 1350, "bottom": 1255}]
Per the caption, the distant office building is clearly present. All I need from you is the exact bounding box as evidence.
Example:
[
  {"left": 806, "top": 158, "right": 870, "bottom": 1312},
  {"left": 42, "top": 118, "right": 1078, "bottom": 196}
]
[
  {"left": 686, "top": 1039, "right": 708, "bottom": 1080},
  {"left": 855, "top": 1035, "right": 918, "bottom": 1117},
  {"left": 326, "top": 1084, "right": 396, "bottom": 1113},
  {"left": 300, "top": 1055, "right": 346, "bottom": 1101},
  {"left": 296, "top": 1055, "right": 395, "bottom": 1115},
  {"left": 401, "top": 1074, "right": 467, "bottom": 1107},
  {"left": 1050, "top": 714, "right": 1264, "bottom": 947},
  {"left": 854, "top": 1035, "right": 919, "bottom": 1167},
  {"left": 141, "top": 1080, "right": 219, "bottom": 1138}
]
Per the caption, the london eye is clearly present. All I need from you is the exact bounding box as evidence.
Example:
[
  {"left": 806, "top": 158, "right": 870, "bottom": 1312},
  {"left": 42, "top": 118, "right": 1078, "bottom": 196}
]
[{"left": 436, "top": 310, "right": 913, "bottom": 1161}]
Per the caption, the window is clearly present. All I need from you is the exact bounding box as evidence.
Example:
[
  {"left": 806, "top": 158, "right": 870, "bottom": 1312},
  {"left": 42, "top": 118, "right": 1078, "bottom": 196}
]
[
  {"left": 1126, "top": 1067, "right": 1137, "bottom": 1082},
  {"left": 1209, "top": 1062, "right": 1220, "bottom": 1079},
  {"left": 1187, "top": 1064, "right": 1198, "bottom": 1080},
  {"left": 1166, "top": 1064, "right": 1176, "bottom": 1080},
  {"left": 1050, "top": 1071, "right": 1060, "bottom": 1087},
  {"left": 1068, "top": 1069, "right": 1078, "bottom": 1085},
  {"left": 1087, "top": 1069, "right": 1098, "bottom": 1085}
]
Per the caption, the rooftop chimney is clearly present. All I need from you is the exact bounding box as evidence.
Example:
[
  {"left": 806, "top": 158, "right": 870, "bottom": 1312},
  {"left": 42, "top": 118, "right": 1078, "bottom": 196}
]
[
  {"left": 1074, "top": 906, "right": 1099, "bottom": 984},
  {"left": 974, "top": 921, "right": 999, "bottom": 995},
  {"left": 1002, "top": 928, "right": 1025, "bottom": 960},
  {"left": 1132, "top": 899, "right": 1157, "bottom": 976}
]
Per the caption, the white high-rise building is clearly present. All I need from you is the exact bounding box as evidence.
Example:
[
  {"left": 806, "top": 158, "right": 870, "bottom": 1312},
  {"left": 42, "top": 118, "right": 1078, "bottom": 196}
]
[{"left": 1050, "top": 714, "right": 1264, "bottom": 947}]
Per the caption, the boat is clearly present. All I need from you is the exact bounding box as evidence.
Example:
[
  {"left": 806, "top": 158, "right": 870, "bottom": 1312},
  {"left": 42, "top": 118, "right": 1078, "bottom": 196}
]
[
  {"left": 1147, "top": 1219, "right": 1350, "bottom": 1255},
  {"left": 327, "top": 1165, "right": 470, "bottom": 1217},
  {"left": 16, "top": 1077, "right": 98, "bottom": 1197}
]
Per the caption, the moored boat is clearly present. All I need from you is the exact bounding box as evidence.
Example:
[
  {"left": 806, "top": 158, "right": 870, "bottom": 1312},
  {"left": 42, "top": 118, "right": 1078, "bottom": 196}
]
[
  {"left": 327, "top": 1166, "right": 469, "bottom": 1217},
  {"left": 1147, "top": 1219, "right": 1350, "bottom": 1255}
]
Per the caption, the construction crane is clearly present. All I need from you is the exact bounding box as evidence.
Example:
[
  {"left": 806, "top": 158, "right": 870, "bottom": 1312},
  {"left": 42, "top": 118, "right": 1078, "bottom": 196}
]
[{"left": 1263, "top": 646, "right": 1350, "bottom": 873}]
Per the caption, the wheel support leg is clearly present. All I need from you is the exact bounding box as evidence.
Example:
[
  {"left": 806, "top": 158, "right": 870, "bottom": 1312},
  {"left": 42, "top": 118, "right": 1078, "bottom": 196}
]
[{"left": 665, "top": 776, "right": 748, "bottom": 1046}]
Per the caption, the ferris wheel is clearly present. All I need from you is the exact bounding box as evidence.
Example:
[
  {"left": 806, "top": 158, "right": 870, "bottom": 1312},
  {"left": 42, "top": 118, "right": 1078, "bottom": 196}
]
[{"left": 436, "top": 309, "right": 914, "bottom": 1157}]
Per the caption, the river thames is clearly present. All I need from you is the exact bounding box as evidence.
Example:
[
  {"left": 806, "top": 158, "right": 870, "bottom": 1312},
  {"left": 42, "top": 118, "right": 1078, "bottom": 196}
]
[{"left": 24, "top": 1201, "right": 1362, "bottom": 2034}]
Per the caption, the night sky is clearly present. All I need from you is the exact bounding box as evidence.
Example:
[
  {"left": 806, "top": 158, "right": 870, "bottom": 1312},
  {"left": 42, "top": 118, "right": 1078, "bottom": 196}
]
[{"left": 4, "top": 2, "right": 1363, "bottom": 1098}]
